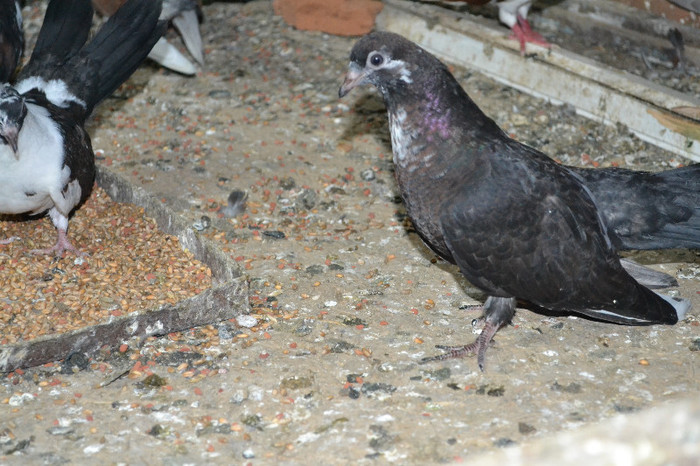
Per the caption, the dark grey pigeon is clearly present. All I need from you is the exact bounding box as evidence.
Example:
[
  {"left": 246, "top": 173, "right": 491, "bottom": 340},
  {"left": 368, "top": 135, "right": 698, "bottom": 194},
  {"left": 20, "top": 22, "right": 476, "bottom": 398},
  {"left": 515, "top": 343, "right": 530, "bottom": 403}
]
[{"left": 339, "top": 31, "right": 695, "bottom": 371}]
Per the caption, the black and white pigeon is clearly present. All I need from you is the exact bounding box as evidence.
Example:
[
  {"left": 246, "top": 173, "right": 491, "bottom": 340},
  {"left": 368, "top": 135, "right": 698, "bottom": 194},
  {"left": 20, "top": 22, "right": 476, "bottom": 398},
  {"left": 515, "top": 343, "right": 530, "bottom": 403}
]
[
  {"left": 339, "top": 31, "right": 695, "bottom": 370},
  {"left": 0, "top": 0, "right": 23, "bottom": 82},
  {"left": 0, "top": 0, "right": 166, "bottom": 256}
]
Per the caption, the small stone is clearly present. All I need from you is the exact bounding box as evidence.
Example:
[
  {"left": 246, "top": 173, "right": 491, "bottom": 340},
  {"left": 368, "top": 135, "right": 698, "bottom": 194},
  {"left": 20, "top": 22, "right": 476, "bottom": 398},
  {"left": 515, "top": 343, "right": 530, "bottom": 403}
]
[
  {"left": 297, "top": 189, "right": 317, "bottom": 210},
  {"left": 476, "top": 385, "right": 505, "bottom": 397},
  {"left": 360, "top": 169, "right": 376, "bottom": 181},
  {"left": 142, "top": 374, "right": 167, "bottom": 388},
  {"left": 423, "top": 367, "right": 451, "bottom": 381},
  {"left": 208, "top": 90, "right": 231, "bottom": 99},
  {"left": 494, "top": 438, "right": 516, "bottom": 448},
  {"left": 262, "top": 230, "right": 286, "bottom": 239},
  {"left": 551, "top": 381, "right": 582, "bottom": 394},
  {"left": 361, "top": 383, "right": 396, "bottom": 396},
  {"left": 280, "top": 376, "right": 313, "bottom": 390},
  {"left": 242, "top": 414, "right": 263, "bottom": 430},
  {"left": 148, "top": 424, "right": 168, "bottom": 438},
  {"left": 47, "top": 426, "right": 75, "bottom": 436},
  {"left": 8, "top": 393, "right": 34, "bottom": 406},
  {"left": 328, "top": 339, "right": 355, "bottom": 353},
  {"left": 613, "top": 404, "right": 639, "bottom": 413},
  {"left": 279, "top": 176, "right": 296, "bottom": 190},
  {"left": 305, "top": 265, "right": 324, "bottom": 275},
  {"left": 294, "top": 319, "right": 315, "bottom": 336},
  {"left": 342, "top": 316, "right": 366, "bottom": 326},
  {"left": 5, "top": 439, "right": 31, "bottom": 455},
  {"left": 510, "top": 114, "right": 529, "bottom": 126},
  {"left": 534, "top": 113, "right": 549, "bottom": 125},
  {"left": 689, "top": 338, "right": 700, "bottom": 352},
  {"left": 236, "top": 315, "right": 258, "bottom": 328},
  {"left": 192, "top": 215, "right": 211, "bottom": 231},
  {"left": 346, "top": 373, "right": 364, "bottom": 383},
  {"left": 60, "top": 352, "right": 90, "bottom": 374},
  {"left": 229, "top": 389, "right": 248, "bottom": 405},
  {"left": 518, "top": 422, "right": 536, "bottom": 434}
]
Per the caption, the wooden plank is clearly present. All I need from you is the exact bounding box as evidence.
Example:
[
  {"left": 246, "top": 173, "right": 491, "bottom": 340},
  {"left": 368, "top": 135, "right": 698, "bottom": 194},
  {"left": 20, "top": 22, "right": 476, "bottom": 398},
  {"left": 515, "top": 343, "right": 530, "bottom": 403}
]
[
  {"left": 377, "top": 0, "right": 700, "bottom": 162},
  {"left": 0, "top": 167, "right": 249, "bottom": 372},
  {"left": 95, "top": 167, "right": 241, "bottom": 285},
  {"left": 0, "top": 281, "right": 247, "bottom": 373}
]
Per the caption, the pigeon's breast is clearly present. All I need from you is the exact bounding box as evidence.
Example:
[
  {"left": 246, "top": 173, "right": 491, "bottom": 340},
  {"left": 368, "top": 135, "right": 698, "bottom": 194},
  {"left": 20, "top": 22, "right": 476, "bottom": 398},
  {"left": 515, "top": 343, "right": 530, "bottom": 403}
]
[
  {"left": 389, "top": 107, "right": 434, "bottom": 171},
  {"left": 388, "top": 107, "right": 455, "bottom": 261}
]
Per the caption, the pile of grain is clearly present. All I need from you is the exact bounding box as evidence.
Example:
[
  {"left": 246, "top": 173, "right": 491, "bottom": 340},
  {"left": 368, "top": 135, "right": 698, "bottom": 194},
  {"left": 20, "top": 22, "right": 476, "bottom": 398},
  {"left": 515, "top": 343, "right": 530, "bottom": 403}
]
[{"left": 0, "top": 186, "right": 212, "bottom": 345}]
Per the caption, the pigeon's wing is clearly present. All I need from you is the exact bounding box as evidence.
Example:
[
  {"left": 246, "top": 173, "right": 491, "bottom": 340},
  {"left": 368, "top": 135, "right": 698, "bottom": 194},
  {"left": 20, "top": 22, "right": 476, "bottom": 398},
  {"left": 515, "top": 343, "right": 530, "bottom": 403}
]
[
  {"left": 570, "top": 164, "right": 700, "bottom": 250},
  {"left": 438, "top": 144, "right": 679, "bottom": 325},
  {"left": 17, "top": 0, "right": 94, "bottom": 82}
]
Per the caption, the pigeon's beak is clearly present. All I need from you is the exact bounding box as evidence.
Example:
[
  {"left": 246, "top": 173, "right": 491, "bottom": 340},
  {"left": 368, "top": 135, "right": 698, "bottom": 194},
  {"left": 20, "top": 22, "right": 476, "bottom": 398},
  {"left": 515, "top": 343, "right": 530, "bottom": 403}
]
[
  {"left": 1, "top": 125, "right": 20, "bottom": 155},
  {"left": 339, "top": 64, "right": 367, "bottom": 98}
]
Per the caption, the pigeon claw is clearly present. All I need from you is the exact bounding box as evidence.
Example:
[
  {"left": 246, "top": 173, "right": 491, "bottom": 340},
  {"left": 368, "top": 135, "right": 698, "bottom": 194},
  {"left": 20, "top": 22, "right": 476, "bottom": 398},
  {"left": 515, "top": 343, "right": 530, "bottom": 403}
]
[
  {"left": 420, "top": 320, "right": 500, "bottom": 371},
  {"left": 510, "top": 14, "right": 550, "bottom": 55},
  {"left": 30, "top": 229, "right": 85, "bottom": 257}
]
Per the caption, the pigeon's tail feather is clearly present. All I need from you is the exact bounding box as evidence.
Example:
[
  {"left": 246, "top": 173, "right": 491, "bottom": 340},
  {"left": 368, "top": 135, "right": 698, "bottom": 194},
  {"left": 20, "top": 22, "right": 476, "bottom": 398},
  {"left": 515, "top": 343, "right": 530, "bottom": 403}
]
[
  {"left": 655, "top": 292, "right": 691, "bottom": 321},
  {"left": 19, "top": 0, "right": 93, "bottom": 79},
  {"left": 80, "top": 0, "right": 166, "bottom": 113},
  {"left": 575, "top": 280, "right": 685, "bottom": 326},
  {"left": 573, "top": 164, "right": 700, "bottom": 250},
  {"left": 619, "top": 258, "right": 678, "bottom": 289},
  {"left": 642, "top": 164, "right": 700, "bottom": 250}
]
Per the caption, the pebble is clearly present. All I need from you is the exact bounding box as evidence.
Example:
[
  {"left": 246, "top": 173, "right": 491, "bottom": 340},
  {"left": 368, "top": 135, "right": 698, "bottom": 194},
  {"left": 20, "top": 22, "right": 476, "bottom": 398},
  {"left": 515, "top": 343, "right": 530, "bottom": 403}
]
[
  {"left": 510, "top": 114, "right": 529, "bottom": 126},
  {"left": 83, "top": 444, "right": 104, "bottom": 455},
  {"left": 360, "top": 168, "right": 376, "bottom": 181},
  {"left": 236, "top": 315, "right": 258, "bottom": 328},
  {"left": 192, "top": 215, "right": 211, "bottom": 231},
  {"left": 534, "top": 113, "right": 549, "bottom": 124},
  {"left": 47, "top": 426, "right": 75, "bottom": 436},
  {"left": 9, "top": 393, "right": 34, "bottom": 406},
  {"left": 208, "top": 90, "right": 231, "bottom": 99}
]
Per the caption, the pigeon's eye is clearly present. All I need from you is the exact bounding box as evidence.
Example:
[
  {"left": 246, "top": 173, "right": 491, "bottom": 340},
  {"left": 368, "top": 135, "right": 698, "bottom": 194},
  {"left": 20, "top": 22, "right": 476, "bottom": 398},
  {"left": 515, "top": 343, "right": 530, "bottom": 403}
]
[{"left": 369, "top": 52, "right": 384, "bottom": 68}]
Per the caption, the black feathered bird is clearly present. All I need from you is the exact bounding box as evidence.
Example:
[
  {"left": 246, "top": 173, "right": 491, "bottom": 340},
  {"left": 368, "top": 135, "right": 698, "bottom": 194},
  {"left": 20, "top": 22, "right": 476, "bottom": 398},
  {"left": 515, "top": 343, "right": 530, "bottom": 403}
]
[
  {"left": 339, "top": 31, "right": 695, "bottom": 370},
  {"left": 93, "top": 0, "right": 204, "bottom": 75},
  {"left": 0, "top": 0, "right": 23, "bottom": 82},
  {"left": 0, "top": 0, "right": 166, "bottom": 256}
]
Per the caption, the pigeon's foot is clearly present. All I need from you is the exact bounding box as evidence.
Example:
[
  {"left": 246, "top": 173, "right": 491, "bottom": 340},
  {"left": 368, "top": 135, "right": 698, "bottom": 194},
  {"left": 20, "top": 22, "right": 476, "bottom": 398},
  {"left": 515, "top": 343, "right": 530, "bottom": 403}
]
[
  {"left": 0, "top": 236, "right": 20, "bottom": 245},
  {"left": 510, "top": 14, "right": 550, "bottom": 55},
  {"left": 420, "top": 320, "right": 500, "bottom": 371},
  {"left": 420, "top": 297, "right": 515, "bottom": 371},
  {"left": 31, "top": 230, "right": 84, "bottom": 257}
]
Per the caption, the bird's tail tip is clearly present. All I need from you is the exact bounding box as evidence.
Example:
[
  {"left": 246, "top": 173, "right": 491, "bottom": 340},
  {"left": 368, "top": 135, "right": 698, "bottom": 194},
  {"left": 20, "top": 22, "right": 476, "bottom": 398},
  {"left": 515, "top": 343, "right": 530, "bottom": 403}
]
[{"left": 656, "top": 292, "right": 691, "bottom": 321}]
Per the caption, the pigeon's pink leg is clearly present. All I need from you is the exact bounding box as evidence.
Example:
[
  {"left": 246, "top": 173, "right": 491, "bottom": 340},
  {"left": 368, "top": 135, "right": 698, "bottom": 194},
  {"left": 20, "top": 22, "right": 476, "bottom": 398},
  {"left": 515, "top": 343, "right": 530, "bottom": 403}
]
[
  {"left": 31, "top": 228, "right": 84, "bottom": 257},
  {"left": 420, "top": 318, "right": 500, "bottom": 372},
  {"left": 510, "top": 14, "right": 550, "bottom": 54}
]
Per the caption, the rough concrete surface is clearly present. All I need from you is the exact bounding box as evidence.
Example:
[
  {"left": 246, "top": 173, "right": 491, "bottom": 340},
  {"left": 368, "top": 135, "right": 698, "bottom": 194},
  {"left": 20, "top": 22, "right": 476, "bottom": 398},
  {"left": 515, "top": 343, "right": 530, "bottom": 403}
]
[{"left": 1, "top": 1, "right": 698, "bottom": 464}]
